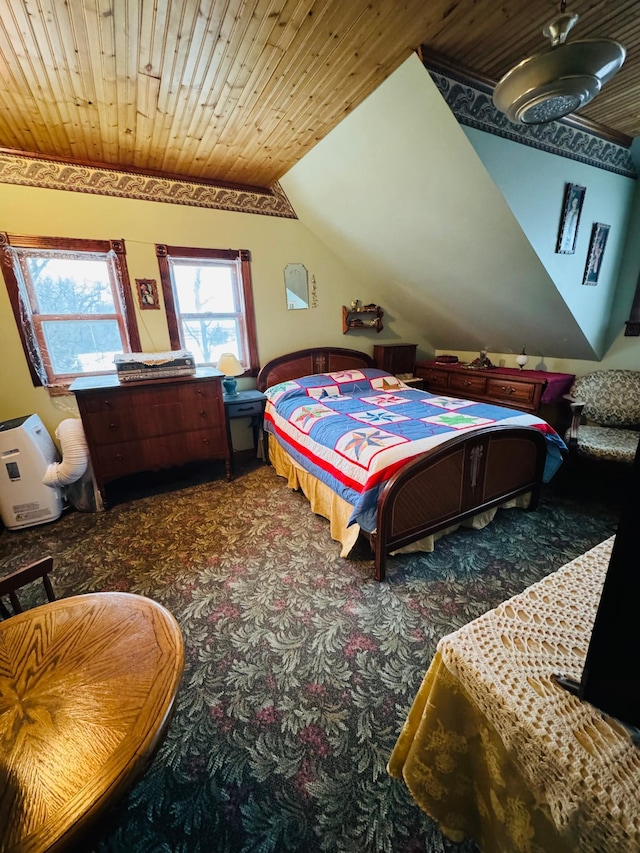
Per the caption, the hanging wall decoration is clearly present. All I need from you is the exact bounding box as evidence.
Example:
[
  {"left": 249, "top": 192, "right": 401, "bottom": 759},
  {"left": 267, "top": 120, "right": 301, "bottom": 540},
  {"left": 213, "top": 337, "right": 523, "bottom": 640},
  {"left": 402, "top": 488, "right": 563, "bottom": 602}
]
[
  {"left": 556, "top": 183, "right": 586, "bottom": 254},
  {"left": 583, "top": 223, "right": 610, "bottom": 286},
  {"left": 136, "top": 278, "right": 160, "bottom": 309}
]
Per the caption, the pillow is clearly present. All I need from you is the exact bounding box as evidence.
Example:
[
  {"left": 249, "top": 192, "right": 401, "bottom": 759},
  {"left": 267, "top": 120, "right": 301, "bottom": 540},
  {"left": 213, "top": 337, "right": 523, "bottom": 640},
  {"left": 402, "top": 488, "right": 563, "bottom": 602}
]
[{"left": 264, "top": 368, "right": 404, "bottom": 404}]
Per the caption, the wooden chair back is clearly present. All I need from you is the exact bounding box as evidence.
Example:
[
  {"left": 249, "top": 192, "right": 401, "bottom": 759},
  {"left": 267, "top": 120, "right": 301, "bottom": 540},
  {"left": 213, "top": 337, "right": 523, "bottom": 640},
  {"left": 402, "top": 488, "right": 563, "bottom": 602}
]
[{"left": 0, "top": 556, "right": 56, "bottom": 618}]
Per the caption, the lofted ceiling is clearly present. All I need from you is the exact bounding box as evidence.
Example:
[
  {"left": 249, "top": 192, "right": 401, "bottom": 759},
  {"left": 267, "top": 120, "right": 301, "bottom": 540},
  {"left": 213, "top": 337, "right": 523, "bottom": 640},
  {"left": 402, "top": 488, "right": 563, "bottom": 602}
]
[{"left": 0, "top": 0, "right": 637, "bottom": 190}]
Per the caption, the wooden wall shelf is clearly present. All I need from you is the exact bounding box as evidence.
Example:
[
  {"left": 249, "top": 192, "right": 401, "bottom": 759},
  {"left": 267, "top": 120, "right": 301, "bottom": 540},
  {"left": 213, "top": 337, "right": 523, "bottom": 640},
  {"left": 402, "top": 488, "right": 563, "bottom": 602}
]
[{"left": 342, "top": 304, "right": 384, "bottom": 334}]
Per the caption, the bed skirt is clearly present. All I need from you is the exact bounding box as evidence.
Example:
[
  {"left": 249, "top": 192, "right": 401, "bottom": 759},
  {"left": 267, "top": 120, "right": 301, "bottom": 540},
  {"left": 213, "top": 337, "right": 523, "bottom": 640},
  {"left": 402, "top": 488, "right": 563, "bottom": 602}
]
[{"left": 268, "top": 438, "right": 531, "bottom": 559}]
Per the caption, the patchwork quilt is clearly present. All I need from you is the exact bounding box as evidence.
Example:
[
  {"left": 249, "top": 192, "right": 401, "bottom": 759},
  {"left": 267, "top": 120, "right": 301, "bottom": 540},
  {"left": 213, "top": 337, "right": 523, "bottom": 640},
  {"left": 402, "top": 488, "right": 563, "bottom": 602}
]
[{"left": 264, "top": 368, "right": 566, "bottom": 533}]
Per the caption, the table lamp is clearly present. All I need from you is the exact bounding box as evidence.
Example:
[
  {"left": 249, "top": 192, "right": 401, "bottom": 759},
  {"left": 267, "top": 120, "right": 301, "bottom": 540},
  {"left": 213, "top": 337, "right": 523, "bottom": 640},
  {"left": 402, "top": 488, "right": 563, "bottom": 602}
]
[
  {"left": 217, "top": 352, "right": 243, "bottom": 396},
  {"left": 516, "top": 346, "right": 529, "bottom": 370}
]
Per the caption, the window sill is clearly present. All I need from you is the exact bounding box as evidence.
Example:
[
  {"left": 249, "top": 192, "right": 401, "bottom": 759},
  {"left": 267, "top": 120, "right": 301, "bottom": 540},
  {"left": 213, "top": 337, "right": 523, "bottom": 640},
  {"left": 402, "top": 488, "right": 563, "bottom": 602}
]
[
  {"left": 44, "top": 370, "right": 120, "bottom": 397},
  {"left": 46, "top": 384, "right": 75, "bottom": 397}
]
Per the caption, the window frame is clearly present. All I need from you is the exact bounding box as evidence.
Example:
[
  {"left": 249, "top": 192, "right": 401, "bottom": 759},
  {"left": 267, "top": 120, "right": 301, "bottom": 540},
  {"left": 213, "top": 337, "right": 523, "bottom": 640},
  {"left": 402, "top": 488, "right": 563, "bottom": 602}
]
[
  {"left": 0, "top": 233, "right": 141, "bottom": 388},
  {"left": 156, "top": 244, "right": 259, "bottom": 376}
]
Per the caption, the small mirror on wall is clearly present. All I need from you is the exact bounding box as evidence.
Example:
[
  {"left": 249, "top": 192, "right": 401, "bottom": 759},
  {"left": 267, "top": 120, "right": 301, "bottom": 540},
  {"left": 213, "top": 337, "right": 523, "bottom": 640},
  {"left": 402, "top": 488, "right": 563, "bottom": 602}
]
[{"left": 284, "top": 263, "right": 309, "bottom": 310}]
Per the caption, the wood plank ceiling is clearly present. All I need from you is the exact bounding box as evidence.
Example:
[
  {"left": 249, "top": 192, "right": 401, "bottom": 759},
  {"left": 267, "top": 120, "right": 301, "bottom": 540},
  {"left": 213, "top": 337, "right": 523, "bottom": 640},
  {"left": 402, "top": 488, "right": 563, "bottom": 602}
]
[{"left": 0, "top": 0, "right": 637, "bottom": 190}]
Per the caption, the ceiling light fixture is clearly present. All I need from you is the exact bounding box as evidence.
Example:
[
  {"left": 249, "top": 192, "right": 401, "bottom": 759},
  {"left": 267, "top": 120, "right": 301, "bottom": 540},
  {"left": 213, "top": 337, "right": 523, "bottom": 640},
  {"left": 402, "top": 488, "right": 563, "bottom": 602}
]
[{"left": 493, "top": 1, "right": 626, "bottom": 125}]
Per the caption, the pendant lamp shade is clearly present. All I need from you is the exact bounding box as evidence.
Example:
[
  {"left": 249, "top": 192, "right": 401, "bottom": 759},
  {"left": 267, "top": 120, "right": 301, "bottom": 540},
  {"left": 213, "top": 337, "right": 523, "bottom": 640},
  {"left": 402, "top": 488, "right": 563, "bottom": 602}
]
[{"left": 493, "top": 10, "right": 625, "bottom": 125}]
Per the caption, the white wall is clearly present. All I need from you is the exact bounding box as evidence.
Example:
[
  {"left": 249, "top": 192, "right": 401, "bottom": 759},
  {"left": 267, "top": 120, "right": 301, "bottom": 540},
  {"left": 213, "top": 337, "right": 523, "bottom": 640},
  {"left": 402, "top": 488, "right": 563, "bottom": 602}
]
[{"left": 281, "top": 54, "right": 594, "bottom": 360}]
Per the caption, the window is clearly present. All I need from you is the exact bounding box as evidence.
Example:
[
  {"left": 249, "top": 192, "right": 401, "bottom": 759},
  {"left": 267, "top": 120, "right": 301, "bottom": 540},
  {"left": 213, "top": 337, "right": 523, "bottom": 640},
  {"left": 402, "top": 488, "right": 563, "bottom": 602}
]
[
  {"left": 0, "top": 234, "right": 140, "bottom": 387},
  {"left": 156, "top": 244, "right": 259, "bottom": 374}
]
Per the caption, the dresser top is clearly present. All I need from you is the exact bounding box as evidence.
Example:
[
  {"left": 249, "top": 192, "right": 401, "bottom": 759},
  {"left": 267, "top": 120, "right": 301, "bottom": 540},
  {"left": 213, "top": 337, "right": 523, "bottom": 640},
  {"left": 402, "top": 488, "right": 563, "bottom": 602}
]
[
  {"left": 418, "top": 360, "right": 574, "bottom": 383},
  {"left": 70, "top": 366, "right": 222, "bottom": 392},
  {"left": 417, "top": 360, "right": 575, "bottom": 404}
]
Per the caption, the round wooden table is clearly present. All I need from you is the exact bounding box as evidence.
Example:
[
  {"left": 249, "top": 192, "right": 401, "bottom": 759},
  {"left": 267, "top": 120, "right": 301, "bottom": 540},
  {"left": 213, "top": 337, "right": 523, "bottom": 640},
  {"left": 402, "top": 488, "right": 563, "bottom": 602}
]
[{"left": 0, "top": 592, "right": 184, "bottom": 852}]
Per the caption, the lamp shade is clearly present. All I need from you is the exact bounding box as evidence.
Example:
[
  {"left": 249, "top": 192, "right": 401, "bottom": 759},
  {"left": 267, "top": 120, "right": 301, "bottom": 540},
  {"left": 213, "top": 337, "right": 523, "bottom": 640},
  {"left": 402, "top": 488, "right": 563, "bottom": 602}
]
[
  {"left": 217, "top": 352, "right": 243, "bottom": 396},
  {"left": 217, "top": 353, "right": 243, "bottom": 377}
]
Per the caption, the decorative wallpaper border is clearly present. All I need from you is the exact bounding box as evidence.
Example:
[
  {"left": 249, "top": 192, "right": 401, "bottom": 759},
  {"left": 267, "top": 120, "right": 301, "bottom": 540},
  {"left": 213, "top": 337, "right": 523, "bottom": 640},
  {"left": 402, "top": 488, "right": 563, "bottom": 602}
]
[
  {"left": 425, "top": 62, "right": 636, "bottom": 179},
  {"left": 0, "top": 151, "right": 298, "bottom": 218}
]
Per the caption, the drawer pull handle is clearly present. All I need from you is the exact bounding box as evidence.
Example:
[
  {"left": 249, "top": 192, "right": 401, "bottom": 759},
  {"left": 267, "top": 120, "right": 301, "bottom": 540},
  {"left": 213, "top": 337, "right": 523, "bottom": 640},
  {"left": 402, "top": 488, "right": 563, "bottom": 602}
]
[
  {"left": 197, "top": 388, "right": 203, "bottom": 395},
  {"left": 462, "top": 379, "right": 472, "bottom": 386},
  {"left": 103, "top": 400, "right": 111, "bottom": 407},
  {"left": 200, "top": 410, "right": 207, "bottom": 417},
  {"left": 202, "top": 438, "right": 210, "bottom": 445},
  {"left": 499, "top": 385, "right": 515, "bottom": 394},
  {"left": 115, "top": 454, "right": 124, "bottom": 461},
  {"left": 109, "top": 423, "right": 117, "bottom": 431},
  {"left": 237, "top": 406, "right": 253, "bottom": 412}
]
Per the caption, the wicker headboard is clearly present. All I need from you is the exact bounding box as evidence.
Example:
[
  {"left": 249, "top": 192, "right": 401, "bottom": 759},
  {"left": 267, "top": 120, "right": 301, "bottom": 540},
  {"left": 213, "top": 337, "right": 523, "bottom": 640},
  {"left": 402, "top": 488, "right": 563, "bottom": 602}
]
[{"left": 256, "top": 347, "right": 375, "bottom": 391}]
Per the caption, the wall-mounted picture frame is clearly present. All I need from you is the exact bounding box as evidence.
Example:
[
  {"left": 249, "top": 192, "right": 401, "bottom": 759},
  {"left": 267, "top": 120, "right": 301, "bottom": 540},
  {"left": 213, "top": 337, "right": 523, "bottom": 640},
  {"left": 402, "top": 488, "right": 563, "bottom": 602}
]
[
  {"left": 556, "top": 182, "right": 586, "bottom": 254},
  {"left": 135, "top": 278, "right": 160, "bottom": 309},
  {"left": 583, "top": 223, "right": 610, "bottom": 286}
]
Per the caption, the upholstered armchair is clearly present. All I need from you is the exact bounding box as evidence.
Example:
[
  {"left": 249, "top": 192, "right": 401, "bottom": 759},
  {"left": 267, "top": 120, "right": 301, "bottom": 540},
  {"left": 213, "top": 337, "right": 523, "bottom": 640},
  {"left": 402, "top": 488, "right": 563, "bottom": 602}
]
[{"left": 565, "top": 370, "right": 640, "bottom": 466}]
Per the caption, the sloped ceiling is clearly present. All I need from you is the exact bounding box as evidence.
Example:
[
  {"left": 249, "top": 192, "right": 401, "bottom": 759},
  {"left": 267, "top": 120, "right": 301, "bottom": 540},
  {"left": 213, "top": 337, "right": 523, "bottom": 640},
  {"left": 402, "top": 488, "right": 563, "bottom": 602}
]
[
  {"left": 0, "top": 0, "right": 637, "bottom": 189},
  {"left": 280, "top": 54, "right": 595, "bottom": 360}
]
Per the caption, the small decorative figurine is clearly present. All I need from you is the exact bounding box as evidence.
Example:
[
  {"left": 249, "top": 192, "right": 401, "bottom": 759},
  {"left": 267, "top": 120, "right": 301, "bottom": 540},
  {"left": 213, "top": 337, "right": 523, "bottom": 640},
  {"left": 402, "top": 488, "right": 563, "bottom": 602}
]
[{"left": 467, "top": 350, "right": 494, "bottom": 370}]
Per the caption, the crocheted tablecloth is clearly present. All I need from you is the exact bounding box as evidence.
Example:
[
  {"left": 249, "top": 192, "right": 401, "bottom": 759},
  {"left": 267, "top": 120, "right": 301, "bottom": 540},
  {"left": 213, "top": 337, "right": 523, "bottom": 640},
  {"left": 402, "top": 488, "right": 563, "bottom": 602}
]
[{"left": 388, "top": 537, "right": 640, "bottom": 853}]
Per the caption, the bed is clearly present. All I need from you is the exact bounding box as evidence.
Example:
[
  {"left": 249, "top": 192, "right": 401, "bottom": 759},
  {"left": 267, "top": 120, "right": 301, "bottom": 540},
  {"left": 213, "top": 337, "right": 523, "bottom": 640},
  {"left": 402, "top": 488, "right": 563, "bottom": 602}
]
[{"left": 257, "top": 347, "right": 566, "bottom": 581}]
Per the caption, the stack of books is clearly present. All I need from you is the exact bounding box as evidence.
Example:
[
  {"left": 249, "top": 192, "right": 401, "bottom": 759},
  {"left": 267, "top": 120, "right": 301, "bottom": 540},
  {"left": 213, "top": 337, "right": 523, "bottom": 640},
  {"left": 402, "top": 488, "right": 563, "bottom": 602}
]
[{"left": 114, "top": 350, "right": 196, "bottom": 382}]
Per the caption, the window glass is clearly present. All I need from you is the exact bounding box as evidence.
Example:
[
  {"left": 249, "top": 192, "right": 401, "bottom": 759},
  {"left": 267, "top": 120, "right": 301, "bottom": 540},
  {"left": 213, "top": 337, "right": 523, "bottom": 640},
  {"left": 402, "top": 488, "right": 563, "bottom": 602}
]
[
  {"left": 181, "top": 318, "right": 240, "bottom": 365},
  {"left": 26, "top": 257, "right": 116, "bottom": 314},
  {"left": 171, "top": 262, "right": 235, "bottom": 313},
  {"left": 41, "top": 319, "right": 123, "bottom": 374},
  {"left": 0, "top": 236, "right": 139, "bottom": 387},
  {"left": 158, "top": 247, "right": 258, "bottom": 374},
  {"left": 169, "top": 259, "right": 242, "bottom": 364}
]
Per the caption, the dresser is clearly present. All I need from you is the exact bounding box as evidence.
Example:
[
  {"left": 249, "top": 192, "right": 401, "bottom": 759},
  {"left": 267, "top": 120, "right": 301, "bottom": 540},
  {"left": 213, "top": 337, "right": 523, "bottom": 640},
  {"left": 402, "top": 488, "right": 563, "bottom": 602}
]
[
  {"left": 70, "top": 368, "right": 230, "bottom": 505},
  {"left": 415, "top": 361, "right": 575, "bottom": 420}
]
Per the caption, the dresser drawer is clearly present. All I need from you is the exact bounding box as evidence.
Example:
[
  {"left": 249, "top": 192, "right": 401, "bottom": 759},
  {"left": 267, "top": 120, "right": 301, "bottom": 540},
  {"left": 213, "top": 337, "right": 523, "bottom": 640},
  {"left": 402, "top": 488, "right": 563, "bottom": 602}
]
[
  {"left": 417, "top": 368, "right": 449, "bottom": 393},
  {"left": 485, "top": 377, "right": 538, "bottom": 409},
  {"left": 84, "top": 411, "right": 132, "bottom": 445},
  {"left": 225, "top": 398, "right": 265, "bottom": 418},
  {"left": 84, "top": 400, "right": 219, "bottom": 444},
  {"left": 174, "top": 379, "right": 222, "bottom": 407},
  {"left": 448, "top": 372, "right": 487, "bottom": 397},
  {"left": 94, "top": 428, "right": 226, "bottom": 479}
]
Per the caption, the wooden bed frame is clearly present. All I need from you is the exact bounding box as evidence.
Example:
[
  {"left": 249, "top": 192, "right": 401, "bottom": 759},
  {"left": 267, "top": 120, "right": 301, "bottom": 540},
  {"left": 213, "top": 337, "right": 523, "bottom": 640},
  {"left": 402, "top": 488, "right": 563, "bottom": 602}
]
[{"left": 257, "top": 347, "right": 548, "bottom": 581}]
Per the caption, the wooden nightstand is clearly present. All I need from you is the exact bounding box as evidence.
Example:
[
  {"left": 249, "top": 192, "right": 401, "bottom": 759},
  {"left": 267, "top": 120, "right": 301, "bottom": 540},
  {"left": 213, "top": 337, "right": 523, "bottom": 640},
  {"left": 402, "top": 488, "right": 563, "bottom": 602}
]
[
  {"left": 223, "top": 389, "right": 267, "bottom": 469},
  {"left": 374, "top": 344, "right": 423, "bottom": 389},
  {"left": 399, "top": 375, "right": 425, "bottom": 390},
  {"left": 373, "top": 343, "right": 417, "bottom": 375}
]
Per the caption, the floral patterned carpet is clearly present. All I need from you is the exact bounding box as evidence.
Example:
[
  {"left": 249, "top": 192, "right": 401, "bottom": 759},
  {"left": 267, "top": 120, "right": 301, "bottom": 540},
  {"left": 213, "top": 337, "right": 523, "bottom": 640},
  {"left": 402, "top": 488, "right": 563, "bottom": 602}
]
[{"left": 0, "top": 460, "right": 620, "bottom": 853}]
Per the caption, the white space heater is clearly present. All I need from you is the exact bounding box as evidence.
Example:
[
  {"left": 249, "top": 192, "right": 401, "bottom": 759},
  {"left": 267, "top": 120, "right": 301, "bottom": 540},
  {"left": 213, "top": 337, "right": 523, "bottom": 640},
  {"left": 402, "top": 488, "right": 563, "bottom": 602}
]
[{"left": 0, "top": 414, "right": 63, "bottom": 530}]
